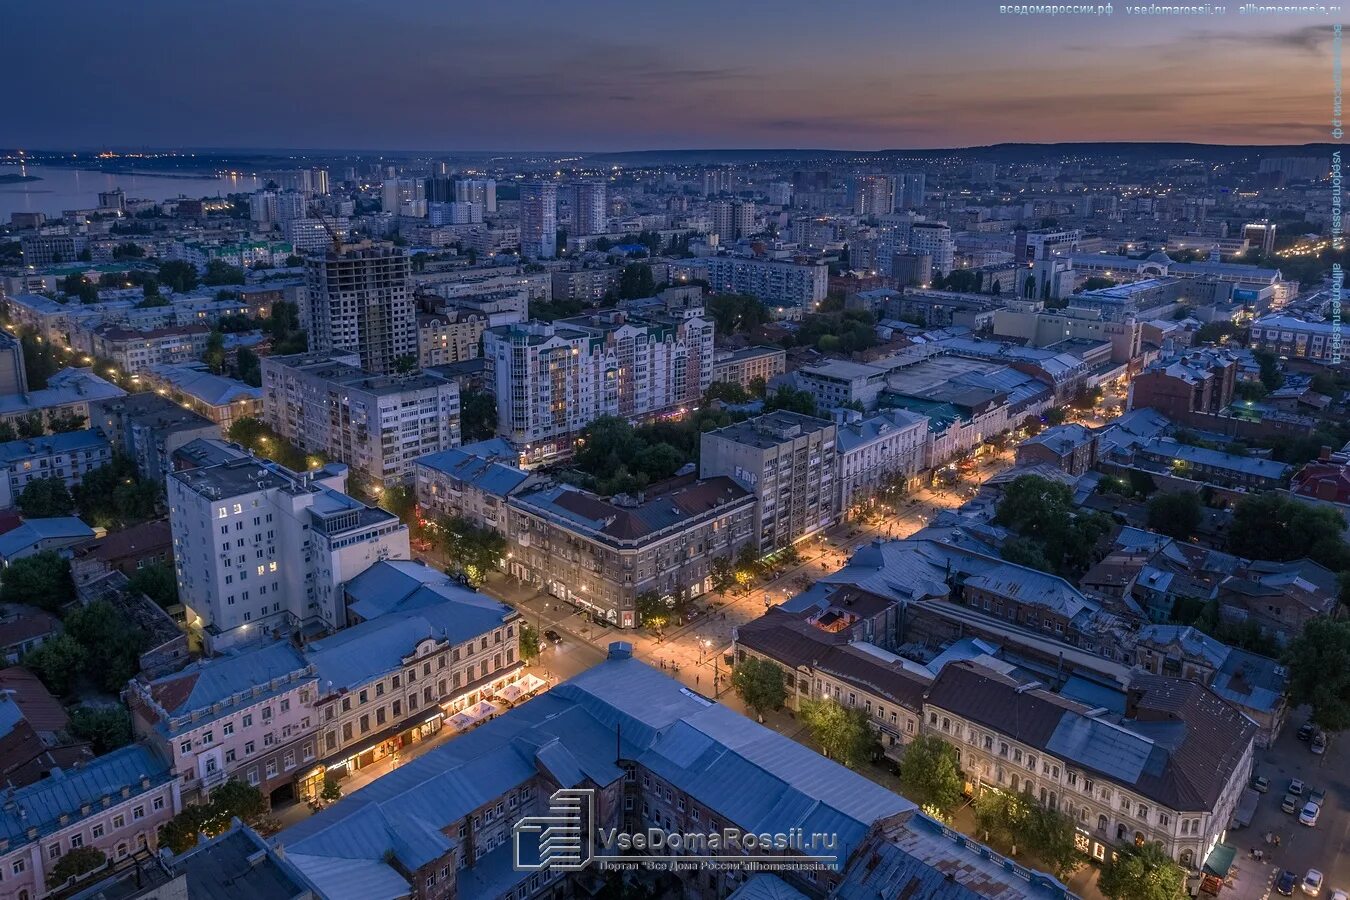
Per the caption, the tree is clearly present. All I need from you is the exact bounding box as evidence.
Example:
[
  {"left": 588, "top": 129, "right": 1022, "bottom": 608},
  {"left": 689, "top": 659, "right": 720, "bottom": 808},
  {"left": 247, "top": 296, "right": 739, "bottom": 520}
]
[
  {"left": 127, "top": 562, "right": 179, "bottom": 608},
  {"left": 202, "top": 259, "right": 246, "bottom": 286},
  {"left": 1043, "top": 407, "right": 1067, "bottom": 426},
  {"left": 68, "top": 705, "right": 133, "bottom": 754},
  {"left": 112, "top": 242, "right": 145, "bottom": 260},
  {"left": 320, "top": 776, "right": 342, "bottom": 802},
  {"left": 157, "top": 260, "right": 199, "bottom": 293},
  {"left": 17, "top": 477, "right": 75, "bottom": 518},
  {"left": 438, "top": 516, "right": 507, "bottom": 585},
  {"left": 16, "top": 412, "right": 44, "bottom": 439},
  {"left": 24, "top": 635, "right": 85, "bottom": 696},
  {"left": 895, "top": 735, "right": 965, "bottom": 817},
  {"left": 46, "top": 847, "right": 106, "bottom": 889},
  {"left": 799, "top": 698, "right": 880, "bottom": 769},
  {"left": 636, "top": 591, "right": 671, "bottom": 630},
  {"left": 60, "top": 274, "right": 99, "bottom": 304},
  {"left": 160, "top": 806, "right": 209, "bottom": 854},
  {"left": 460, "top": 389, "right": 498, "bottom": 442},
  {"left": 65, "top": 600, "right": 147, "bottom": 692},
  {"left": 47, "top": 410, "right": 87, "bottom": 433},
  {"left": 973, "top": 789, "right": 1034, "bottom": 854},
  {"left": 203, "top": 329, "right": 226, "bottom": 375},
  {"left": 73, "top": 455, "right": 162, "bottom": 528},
  {"left": 618, "top": 263, "right": 656, "bottom": 300},
  {"left": 710, "top": 555, "right": 735, "bottom": 592},
  {"left": 0, "top": 551, "right": 74, "bottom": 613},
  {"left": 1285, "top": 618, "right": 1350, "bottom": 732},
  {"left": 762, "top": 386, "right": 818, "bottom": 417},
  {"left": 160, "top": 780, "right": 265, "bottom": 853},
  {"left": 519, "top": 623, "right": 541, "bottom": 664},
  {"left": 1146, "top": 492, "right": 1203, "bottom": 542},
  {"left": 1098, "top": 841, "right": 1186, "bottom": 900},
  {"left": 994, "top": 475, "right": 1113, "bottom": 578},
  {"left": 730, "top": 657, "right": 787, "bottom": 721},
  {"left": 706, "top": 294, "right": 770, "bottom": 335},
  {"left": 1228, "top": 493, "right": 1350, "bottom": 571},
  {"left": 1025, "top": 805, "right": 1081, "bottom": 878},
  {"left": 236, "top": 346, "right": 261, "bottom": 387}
]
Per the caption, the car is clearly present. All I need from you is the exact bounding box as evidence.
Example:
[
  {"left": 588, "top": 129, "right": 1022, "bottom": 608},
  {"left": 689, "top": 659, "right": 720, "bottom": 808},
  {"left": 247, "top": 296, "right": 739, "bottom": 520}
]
[
  {"left": 1290, "top": 778, "right": 1307, "bottom": 796},
  {"left": 1313, "top": 732, "right": 1328, "bottom": 755},
  {"left": 543, "top": 629, "right": 562, "bottom": 645},
  {"left": 1301, "top": 802, "right": 1322, "bottom": 826},
  {"left": 1277, "top": 870, "right": 1299, "bottom": 896},
  {"left": 1310, "top": 788, "right": 1327, "bottom": 807},
  {"left": 1305, "top": 869, "right": 1325, "bottom": 896},
  {"left": 1252, "top": 775, "right": 1271, "bottom": 793},
  {"left": 1329, "top": 890, "right": 1346, "bottom": 900},
  {"left": 1299, "top": 722, "right": 1316, "bottom": 741},
  {"left": 1283, "top": 793, "right": 1301, "bottom": 813}
]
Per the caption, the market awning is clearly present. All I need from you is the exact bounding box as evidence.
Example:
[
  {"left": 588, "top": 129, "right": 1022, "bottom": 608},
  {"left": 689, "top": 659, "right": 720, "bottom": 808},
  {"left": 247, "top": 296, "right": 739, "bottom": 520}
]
[{"left": 1203, "top": 843, "right": 1237, "bottom": 878}]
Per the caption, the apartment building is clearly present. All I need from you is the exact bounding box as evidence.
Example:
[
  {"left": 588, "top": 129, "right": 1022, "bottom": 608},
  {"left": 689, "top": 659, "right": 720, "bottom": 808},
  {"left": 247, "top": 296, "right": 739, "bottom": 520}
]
[
  {"left": 550, "top": 267, "right": 621, "bottom": 302},
  {"left": 703, "top": 256, "right": 828, "bottom": 319},
  {"left": 414, "top": 310, "right": 486, "bottom": 368},
  {"left": 167, "top": 446, "right": 409, "bottom": 650},
  {"left": 1127, "top": 349, "right": 1237, "bottom": 421},
  {"left": 88, "top": 393, "right": 218, "bottom": 482},
  {"left": 700, "top": 411, "right": 838, "bottom": 553},
  {"left": 1250, "top": 313, "right": 1343, "bottom": 363},
  {"left": 126, "top": 641, "right": 319, "bottom": 807},
  {"left": 710, "top": 345, "right": 785, "bottom": 390},
  {"left": 413, "top": 447, "right": 540, "bottom": 536},
  {"left": 0, "top": 429, "right": 113, "bottom": 510},
  {"left": 792, "top": 359, "right": 888, "bottom": 412},
  {"left": 484, "top": 312, "right": 712, "bottom": 465},
  {"left": 261, "top": 351, "right": 461, "bottom": 489},
  {"left": 305, "top": 242, "right": 416, "bottom": 375},
  {"left": 142, "top": 362, "right": 263, "bottom": 430},
  {"left": 506, "top": 476, "right": 755, "bottom": 627},
  {"left": 89, "top": 324, "right": 211, "bottom": 375},
  {"left": 835, "top": 408, "right": 930, "bottom": 511},
  {"left": 925, "top": 659, "right": 1256, "bottom": 869}
]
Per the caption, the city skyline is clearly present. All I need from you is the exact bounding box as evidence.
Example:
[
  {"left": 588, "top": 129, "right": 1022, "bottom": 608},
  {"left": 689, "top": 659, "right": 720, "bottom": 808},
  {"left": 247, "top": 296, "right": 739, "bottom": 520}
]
[{"left": 10, "top": 0, "right": 1337, "bottom": 151}]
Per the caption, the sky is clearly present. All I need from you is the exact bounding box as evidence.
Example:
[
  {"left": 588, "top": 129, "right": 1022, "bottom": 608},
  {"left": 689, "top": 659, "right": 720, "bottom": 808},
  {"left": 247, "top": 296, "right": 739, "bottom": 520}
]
[{"left": 8, "top": 0, "right": 1340, "bottom": 151}]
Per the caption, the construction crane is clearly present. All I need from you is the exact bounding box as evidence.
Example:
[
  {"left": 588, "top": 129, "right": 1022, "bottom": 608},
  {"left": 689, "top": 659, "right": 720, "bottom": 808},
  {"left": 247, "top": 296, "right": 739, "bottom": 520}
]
[{"left": 307, "top": 203, "right": 345, "bottom": 255}]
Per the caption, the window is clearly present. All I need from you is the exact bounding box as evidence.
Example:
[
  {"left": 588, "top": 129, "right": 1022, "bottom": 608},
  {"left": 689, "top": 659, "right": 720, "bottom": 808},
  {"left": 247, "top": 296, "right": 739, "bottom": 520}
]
[
  {"left": 223, "top": 722, "right": 234, "bottom": 737},
  {"left": 92, "top": 824, "right": 104, "bottom": 839},
  {"left": 47, "top": 843, "right": 60, "bottom": 860},
  {"left": 179, "top": 740, "right": 191, "bottom": 754},
  {"left": 112, "top": 814, "right": 125, "bottom": 829},
  {"left": 70, "top": 833, "right": 83, "bottom": 849},
  {"left": 248, "top": 770, "right": 260, "bottom": 786},
  {"left": 12, "top": 859, "right": 25, "bottom": 875}
]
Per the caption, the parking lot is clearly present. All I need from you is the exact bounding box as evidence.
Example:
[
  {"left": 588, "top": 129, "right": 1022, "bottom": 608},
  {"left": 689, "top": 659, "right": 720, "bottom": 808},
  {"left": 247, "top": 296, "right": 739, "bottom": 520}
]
[{"left": 1236, "top": 709, "right": 1350, "bottom": 897}]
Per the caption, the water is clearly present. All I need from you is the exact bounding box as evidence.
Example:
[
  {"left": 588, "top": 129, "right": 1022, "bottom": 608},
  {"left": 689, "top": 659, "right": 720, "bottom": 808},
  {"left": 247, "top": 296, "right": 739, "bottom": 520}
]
[{"left": 0, "top": 165, "right": 262, "bottom": 220}]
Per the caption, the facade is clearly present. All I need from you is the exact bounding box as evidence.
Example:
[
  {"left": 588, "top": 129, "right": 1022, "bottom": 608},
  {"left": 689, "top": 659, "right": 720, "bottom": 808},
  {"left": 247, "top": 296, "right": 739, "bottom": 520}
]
[
  {"left": 909, "top": 222, "right": 955, "bottom": 277},
  {"left": 1015, "top": 424, "right": 1099, "bottom": 476},
  {"left": 414, "top": 447, "right": 539, "bottom": 537},
  {"left": 571, "top": 181, "right": 608, "bottom": 235},
  {"left": 87, "top": 393, "right": 219, "bottom": 482},
  {"left": 1250, "top": 314, "right": 1343, "bottom": 363},
  {"left": 415, "top": 310, "right": 486, "bottom": 368},
  {"left": 89, "top": 323, "right": 211, "bottom": 374},
  {"left": 703, "top": 256, "right": 828, "bottom": 318},
  {"left": 711, "top": 345, "right": 785, "bottom": 390},
  {"left": 700, "top": 411, "right": 839, "bottom": 553},
  {"left": 507, "top": 476, "right": 755, "bottom": 627},
  {"left": 127, "top": 641, "right": 319, "bottom": 806},
  {"left": 0, "top": 333, "right": 28, "bottom": 396},
  {"left": 167, "top": 446, "right": 409, "bottom": 649},
  {"left": 305, "top": 242, "right": 415, "bottom": 375},
  {"left": 1127, "top": 349, "right": 1238, "bottom": 421},
  {"left": 851, "top": 175, "right": 895, "bottom": 217},
  {"left": 261, "top": 351, "right": 461, "bottom": 488},
  {"left": 925, "top": 660, "right": 1256, "bottom": 869},
  {"left": 484, "top": 312, "right": 712, "bottom": 465},
  {"left": 519, "top": 182, "right": 558, "bottom": 260},
  {"left": 0, "top": 430, "right": 112, "bottom": 511},
  {"left": 835, "top": 408, "right": 930, "bottom": 512},
  {"left": 793, "top": 359, "right": 888, "bottom": 412},
  {"left": 142, "top": 362, "right": 263, "bottom": 430}
]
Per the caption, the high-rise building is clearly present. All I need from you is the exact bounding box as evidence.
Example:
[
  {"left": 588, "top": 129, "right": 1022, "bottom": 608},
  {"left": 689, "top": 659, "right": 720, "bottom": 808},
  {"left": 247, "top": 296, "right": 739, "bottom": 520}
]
[
  {"left": 851, "top": 175, "right": 895, "bottom": 217},
  {"left": 699, "top": 168, "right": 733, "bottom": 196},
  {"left": 572, "top": 181, "right": 608, "bottom": 235},
  {"left": 765, "top": 182, "right": 792, "bottom": 206},
  {"left": 703, "top": 256, "right": 829, "bottom": 317},
  {"left": 261, "top": 351, "right": 461, "bottom": 488},
  {"left": 305, "top": 242, "right": 415, "bottom": 375},
  {"left": 896, "top": 172, "right": 926, "bottom": 210},
  {"left": 1243, "top": 220, "right": 1277, "bottom": 256},
  {"left": 249, "top": 191, "right": 277, "bottom": 224},
  {"left": 310, "top": 168, "right": 330, "bottom": 195},
  {"left": 909, "top": 222, "right": 955, "bottom": 276},
  {"left": 425, "top": 175, "right": 455, "bottom": 204},
  {"left": 381, "top": 178, "right": 425, "bottom": 217},
  {"left": 428, "top": 201, "right": 482, "bottom": 225},
  {"left": 519, "top": 182, "right": 558, "bottom": 259},
  {"left": 274, "top": 190, "right": 307, "bottom": 223},
  {"left": 455, "top": 178, "right": 497, "bottom": 213},
  {"left": 167, "top": 446, "right": 409, "bottom": 649},
  {"left": 710, "top": 200, "right": 756, "bottom": 245}
]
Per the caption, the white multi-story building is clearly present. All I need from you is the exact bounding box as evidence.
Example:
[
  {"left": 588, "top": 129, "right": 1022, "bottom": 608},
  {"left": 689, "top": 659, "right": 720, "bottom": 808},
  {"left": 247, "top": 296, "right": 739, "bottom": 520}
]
[
  {"left": 835, "top": 408, "right": 930, "bottom": 511},
  {"left": 284, "top": 216, "right": 351, "bottom": 254},
  {"left": 381, "top": 177, "right": 426, "bottom": 218},
  {"left": 909, "top": 222, "right": 955, "bottom": 277},
  {"left": 90, "top": 324, "right": 211, "bottom": 375},
  {"left": 710, "top": 200, "right": 755, "bottom": 245},
  {"left": 261, "top": 351, "right": 460, "bottom": 489},
  {"left": 168, "top": 446, "right": 409, "bottom": 650},
  {"left": 305, "top": 241, "right": 415, "bottom": 375},
  {"left": 703, "top": 256, "right": 828, "bottom": 319},
  {"left": 455, "top": 178, "right": 497, "bottom": 213},
  {"left": 572, "top": 181, "right": 608, "bottom": 235},
  {"left": 484, "top": 311, "right": 713, "bottom": 465},
  {"left": 896, "top": 172, "right": 926, "bottom": 210},
  {"left": 519, "top": 182, "right": 558, "bottom": 260},
  {"left": 0, "top": 429, "right": 113, "bottom": 510},
  {"left": 852, "top": 175, "right": 895, "bottom": 217}
]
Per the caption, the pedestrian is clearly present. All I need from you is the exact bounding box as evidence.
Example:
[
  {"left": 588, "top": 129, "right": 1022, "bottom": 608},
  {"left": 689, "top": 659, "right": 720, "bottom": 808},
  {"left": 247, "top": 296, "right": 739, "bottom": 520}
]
[
  {"left": 1274, "top": 835, "right": 1281, "bottom": 847},
  {"left": 695, "top": 675, "right": 700, "bottom": 686}
]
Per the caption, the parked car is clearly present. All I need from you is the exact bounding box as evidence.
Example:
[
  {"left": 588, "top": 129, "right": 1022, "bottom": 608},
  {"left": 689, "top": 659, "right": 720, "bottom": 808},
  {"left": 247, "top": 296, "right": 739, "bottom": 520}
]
[
  {"left": 1252, "top": 775, "right": 1271, "bottom": 793},
  {"left": 1283, "top": 794, "right": 1301, "bottom": 814},
  {"left": 1277, "top": 870, "right": 1298, "bottom": 896},
  {"left": 543, "top": 629, "right": 562, "bottom": 645},
  {"left": 1298, "top": 721, "right": 1316, "bottom": 741},
  {"left": 1310, "top": 788, "right": 1327, "bottom": 807},
  {"left": 1301, "top": 802, "right": 1321, "bottom": 827},
  {"left": 1305, "top": 869, "right": 1325, "bottom": 896},
  {"left": 1312, "top": 732, "right": 1327, "bottom": 755},
  {"left": 1290, "top": 778, "right": 1307, "bottom": 796},
  {"left": 1329, "top": 889, "right": 1346, "bottom": 900}
]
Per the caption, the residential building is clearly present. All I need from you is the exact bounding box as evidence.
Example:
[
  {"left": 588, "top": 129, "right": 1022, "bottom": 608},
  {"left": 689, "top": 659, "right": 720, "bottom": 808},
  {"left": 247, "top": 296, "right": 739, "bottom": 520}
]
[
  {"left": 1250, "top": 313, "right": 1343, "bottom": 363},
  {"left": 711, "top": 346, "right": 785, "bottom": 390},
  {"left": 519, "top": 183, "right": 558, "bottom": 260},
  {"left": 127, "top": 641, "right": 318, "bottom": 806},
  {"left": 851, "top": 175, "right": 895, "bottom": 217},
  {"left": 0, "top": 333, "right": 28, "bottom": 396},
  {"left": 261, "top": 351, "right": 461, "bottom": 488},
  {"left": 792, "top": 359, "right": 888, "bottom": 412},
  {"left": 414, "top": 447, "right": 540, "bottom": 536},
  {"left": 0, "top": 518, "right": 95, "bottom": 565},
  {"left": 19, "top": 234, "right": 87, "bottom": 266},
  {"left": 88, "top": 393, "right": 218, "bottom": 482},
  {"left": 415, "top": 310, "right": 486, "bottom": 368},
  {"left": 305, "top": 242, "right": 416, "bottom": 376},
  {"left": 1015, "top": 424, "right": 1098, "bottom": 476},
  {"left": 1130, "top": 437, "right": 1290, "bottom": 491},
  {"left": 0, "top": 430, "right": 112, "bottom": 510},
  {"left": 1217, "top": 558, "right": 1341, "bottom": 646},
  {"left": 1128, "top": 349, "right": 1237, "bottom": 421},
  {"left": 710, "top": 200, "right": 756, "bottom": 245},
  {"left": 87, "top": 323, "right": 212, "bottom": 374},
  {"left": 142, "top": 362, "right": 263, "bottom": 430},
  {"left": 455, "top": 178, "right": 497, "bottom": 213},
  {"left": 167, "top": 446, "right": 409, "bottom": 649},
  {"left": 69, "top": 520, "right": 173, "bottom": 585},
  {"left": 909, "top": 222, "right": 954, "bottom": 277},
  {"left": 484, "top": 312, "right": 712, "bottom": 465},
  {"left": 700, "top": 411, "right": 838, "bottom": 553},
  {"left": 285, "top": 217, "right": 352, "bottom": 255},
  {"left": 0, "top": 368, "right": 126, "bottom": 433},
  {"left": 925, "top": 659, "right": 1256, "bottom": 869},
  {"left": 896, "top": 172, "right": 926, "bottom": 210},
  {"left": 703, "top": 256, "right": 828, "bottom": 318},
  {"left": 572, "top": 181, "right": 608, "bottom": 235},
  {"left": 992, "top": 301, "right": 1142, "bottom": 366},
  {"left": 835, "top": 408, "right": 930, "bottom": 511},
  {"left": 506, "top": 476, "right": 755, "bottom": 627}
]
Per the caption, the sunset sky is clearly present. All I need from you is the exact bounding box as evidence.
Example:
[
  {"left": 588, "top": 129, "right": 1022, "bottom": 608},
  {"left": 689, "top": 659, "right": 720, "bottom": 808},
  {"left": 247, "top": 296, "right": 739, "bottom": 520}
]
[{"left": 10, "top": 0, "right": 1338, "bottom": 150}]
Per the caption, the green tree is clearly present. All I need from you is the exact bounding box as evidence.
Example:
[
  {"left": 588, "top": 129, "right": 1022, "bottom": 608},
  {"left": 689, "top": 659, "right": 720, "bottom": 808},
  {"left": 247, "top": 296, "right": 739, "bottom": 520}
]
[
  {"left": 16, "top": 412, "right": 45, "bottom": 438},
  {"left": 17, "top": 477, "right": 75, "bottom": 518},
  {"left": 236, "top": 346, "right": 262, "bottom": 387},
  {"left": 1098, "top": 841, "right": 1186, "bottom": 900},
  {"left": 460, "top": 389, "right": 498, "bottom": 442},
  {"left": 438, "top": 516, "right": 507, "bottom": 585},
  {"left": 519, "top": 623, "right": 541, "bottom": 664},
  {"left": 706, "top": 294, "right": 770, "bottom": 335},
  {"left": 74, "top": 454, "right": 161, "bottom": 528},
  {"left": 159, "top": 806, "right": 209, "bottom": 854},
  {"left": 68, "top": 705, "right": 133, "bottom": 754},
  {"left": 1146, "top": 492, "right": 1203, "bottom": 542},
  {"left": 320, "top": 776, "right": 342, "bottom": 802},
  {"left": 895, "top": 735, "right": 965, "bottom": 817},
  {"left": 60, "top": 274, "right": 99, "bottom": 303},
  {"left": 994, "top": 475, "right": 1112, "bottom": 578},
  {"left": 762, "top": 386, "right": 818, "bottom": 417},
  {"left": 1285, "top": 618, "right": 1350, "bottom": 732},
  {"left": 636, "top": 591, "right": 671, "bottom": 630},
  {"left": 112, "top": 242, "right": 145, "bottom": 260},
  {"left": 1043, "top": 407, "right": 1067, "bottom": 426},
  {"left": 65, "top": 600, "right": 147, "bottom": 692},
  {"left": 47, "top": 410, "right": 87, "bottom": 433},
  {"left": 618, "top": 263, "right": 656, "bottom": 299},
  {"left": 0, "top": 551, "right": 74, "bottom": 613},
  {"left": 157, "top": 260, "right": 199, "bottom": 293},
  {"left": 159, "top": 780, "right": 265, "bottom": 852},
  {"left": 1228, "top": 493, "right": 1350, "bottom": 571},
  {"left": 203, "top": 329, "right": 226, "bottom": 374},
  {"left": 973, "top": 789, "right": 1035, "bottom": 854},
  {"left": 46, "top": 847, "right": 107, "bottom": 889},
  {"left": 23, "top": 634, "right": 85, "bottom": 696},
  {"left": 202, "top": 259, "right": 246, "bottom": 286},
  {"left": 1026, "top": 805, "right": 1081, "bottom": 878},
  {"left": 710, "top": 555, "right": 735, "bottom": 592},
  {"left": 799, "top": 698, "right": 880, "bottom": 769},
  {"left": 127, "top": 562, "right": 179, "bottom": 608},
  {"left": 730, "top": 656, "right": 787, "bottom": 721}
]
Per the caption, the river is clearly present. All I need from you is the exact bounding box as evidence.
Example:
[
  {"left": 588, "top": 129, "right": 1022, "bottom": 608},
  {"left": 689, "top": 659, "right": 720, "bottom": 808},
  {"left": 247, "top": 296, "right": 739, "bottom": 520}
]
[{"left": 0, "top": 165, "right": 262, "bottom": 220}]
